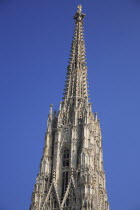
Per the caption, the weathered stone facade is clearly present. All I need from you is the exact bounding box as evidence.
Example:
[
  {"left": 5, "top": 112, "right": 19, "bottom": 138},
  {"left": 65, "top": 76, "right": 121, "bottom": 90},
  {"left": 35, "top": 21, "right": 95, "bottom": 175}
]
[{"left": 30, "top": 5, "right": 109, "bottom": 210}]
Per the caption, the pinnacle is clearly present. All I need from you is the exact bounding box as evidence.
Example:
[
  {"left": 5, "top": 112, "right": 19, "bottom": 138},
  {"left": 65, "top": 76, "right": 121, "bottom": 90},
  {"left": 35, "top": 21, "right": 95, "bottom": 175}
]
[{"left": 60, "top": 6, "right": 89, "bottom": 107}]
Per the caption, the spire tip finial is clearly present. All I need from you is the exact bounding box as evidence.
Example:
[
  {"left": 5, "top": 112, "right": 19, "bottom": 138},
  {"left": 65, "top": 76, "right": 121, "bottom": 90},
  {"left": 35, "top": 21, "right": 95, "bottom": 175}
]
[{"left": 77, "top": 4, "right": 82, "bottom": 14}]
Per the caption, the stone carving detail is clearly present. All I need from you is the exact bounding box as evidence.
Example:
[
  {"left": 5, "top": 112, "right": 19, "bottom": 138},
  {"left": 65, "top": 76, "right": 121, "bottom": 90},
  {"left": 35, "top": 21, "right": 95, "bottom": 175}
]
[{"left": 30, "top": 5, "right": 109, "bottom": 210}]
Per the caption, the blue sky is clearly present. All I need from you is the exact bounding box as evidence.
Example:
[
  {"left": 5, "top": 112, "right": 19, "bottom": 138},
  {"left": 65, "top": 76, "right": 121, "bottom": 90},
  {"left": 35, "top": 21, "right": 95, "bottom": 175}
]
[{"left": 0, "top": 0, "right": 140, "bottom": 209}]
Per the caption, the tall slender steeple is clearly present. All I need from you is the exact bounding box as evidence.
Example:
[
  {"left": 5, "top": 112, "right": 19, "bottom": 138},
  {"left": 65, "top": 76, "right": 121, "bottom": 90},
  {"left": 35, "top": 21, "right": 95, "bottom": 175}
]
[
  {"left": 30, "top": 5, "right": 109, "bottom": 210},
  {"left": 63, "top": 5, "right": 88, "bottom": 102}
]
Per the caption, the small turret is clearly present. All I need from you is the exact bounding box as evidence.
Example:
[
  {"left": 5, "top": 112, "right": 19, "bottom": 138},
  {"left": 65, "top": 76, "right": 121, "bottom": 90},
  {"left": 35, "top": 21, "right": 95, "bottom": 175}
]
[{"left": 47, "top": 104, "right": 53, "bottom": 133}]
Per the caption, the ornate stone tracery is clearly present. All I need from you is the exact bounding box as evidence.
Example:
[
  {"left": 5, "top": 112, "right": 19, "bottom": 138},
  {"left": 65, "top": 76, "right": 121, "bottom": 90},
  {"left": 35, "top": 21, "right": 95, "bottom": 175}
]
[{"left": 30, "top": 5, "right": 109, "bottom": 210}]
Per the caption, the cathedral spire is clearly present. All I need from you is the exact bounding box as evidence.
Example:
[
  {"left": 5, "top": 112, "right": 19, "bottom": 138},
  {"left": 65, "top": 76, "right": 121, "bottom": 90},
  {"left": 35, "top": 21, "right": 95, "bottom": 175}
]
[
  {"left": 30, "top": 6, "right": 109, "bottom": 210},
  {"left": 63, "top": 5, "right": 89, "bottom": 103}
]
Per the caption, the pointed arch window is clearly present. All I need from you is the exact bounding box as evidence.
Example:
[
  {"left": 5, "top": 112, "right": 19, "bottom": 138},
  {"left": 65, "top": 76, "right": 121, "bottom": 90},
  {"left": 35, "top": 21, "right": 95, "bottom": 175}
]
[
  {"left": 61, "top": 149, "right": 70, "bottom": 199},
  {"left": 47, "top": 191, "right": 58, "bottom": 210},
  {"left": 63, "top": 149, "right": 69, "bottom": 167}
]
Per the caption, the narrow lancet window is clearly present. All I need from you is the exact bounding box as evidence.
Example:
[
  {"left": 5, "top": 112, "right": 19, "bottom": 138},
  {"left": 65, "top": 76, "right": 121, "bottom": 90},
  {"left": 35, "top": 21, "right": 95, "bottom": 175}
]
[{"left": 61, "top": 149, "right": 70, "bottom": 199}]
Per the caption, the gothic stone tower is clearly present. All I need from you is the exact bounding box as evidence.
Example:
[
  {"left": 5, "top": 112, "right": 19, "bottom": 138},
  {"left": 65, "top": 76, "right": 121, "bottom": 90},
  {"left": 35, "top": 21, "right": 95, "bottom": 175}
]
[{"left": 30, "top": 5, "right": 109, "bottom": 210}]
